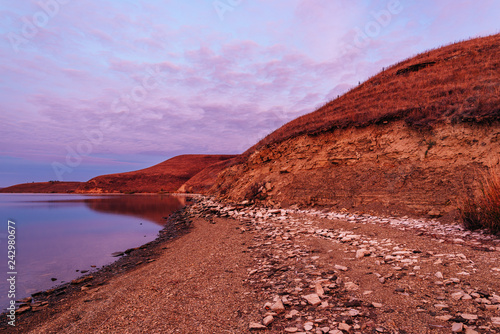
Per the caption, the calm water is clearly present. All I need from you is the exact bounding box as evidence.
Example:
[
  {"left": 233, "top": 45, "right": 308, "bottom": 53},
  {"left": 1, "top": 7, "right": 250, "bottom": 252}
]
[{"left": 0, "top": 194, "right": 185, "bottom": 310}]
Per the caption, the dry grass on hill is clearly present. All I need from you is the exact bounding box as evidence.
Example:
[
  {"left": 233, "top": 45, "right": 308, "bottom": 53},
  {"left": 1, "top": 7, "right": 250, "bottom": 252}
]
[
  {"left": 248, "top": 33, "right": 500, "bottom": 155},
  {"left": 0, "top": 181, "right": 81, "bottom": 193},
  {"left": 76, "top": 154, "right": 237, "bottom": 193}
]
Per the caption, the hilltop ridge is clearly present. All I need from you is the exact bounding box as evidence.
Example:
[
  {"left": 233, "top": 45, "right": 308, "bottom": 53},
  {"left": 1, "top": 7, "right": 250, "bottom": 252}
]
[
  {"left": 211, "top": 34, "right": 500, "bottom": 217},
  {"left": 245, "top": 34, "right": 500, "bottom": 157}
]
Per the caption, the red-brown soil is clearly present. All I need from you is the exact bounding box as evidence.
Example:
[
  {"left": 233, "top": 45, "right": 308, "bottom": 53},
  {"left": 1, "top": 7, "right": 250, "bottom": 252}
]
[
  {"left": 177, "top": 157, "right": 238, "bottom": 193},
  {"left": 75, "top": 154, "right": 237, "bottom": 194}
]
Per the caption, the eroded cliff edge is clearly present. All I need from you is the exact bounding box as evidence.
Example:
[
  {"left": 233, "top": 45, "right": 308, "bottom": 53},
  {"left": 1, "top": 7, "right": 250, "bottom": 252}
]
[{"left": 211, "top": 121, "right": 500, "bottom": 217}]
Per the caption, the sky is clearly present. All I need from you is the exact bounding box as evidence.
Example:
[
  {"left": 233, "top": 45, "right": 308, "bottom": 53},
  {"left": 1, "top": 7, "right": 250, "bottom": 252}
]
[{"left": 0, "top": 0, "right": 499, "bottom": 186}]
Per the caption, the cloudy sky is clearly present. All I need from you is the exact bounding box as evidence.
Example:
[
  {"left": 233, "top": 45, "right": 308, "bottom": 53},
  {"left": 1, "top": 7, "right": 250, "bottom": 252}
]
[{"left": 0, "top": 0, "right": 499, "bottom": 186}]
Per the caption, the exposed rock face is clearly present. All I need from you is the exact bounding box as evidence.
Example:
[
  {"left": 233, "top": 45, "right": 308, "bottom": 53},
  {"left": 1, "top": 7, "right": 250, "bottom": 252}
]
[{"left": 211, "top": 121, "right": 500, "bottom": 215}]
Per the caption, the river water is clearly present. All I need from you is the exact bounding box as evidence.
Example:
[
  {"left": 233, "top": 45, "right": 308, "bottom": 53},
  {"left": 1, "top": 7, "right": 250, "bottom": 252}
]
[{"left": 0, "top": 194, "right": 185, "bottom": 311}]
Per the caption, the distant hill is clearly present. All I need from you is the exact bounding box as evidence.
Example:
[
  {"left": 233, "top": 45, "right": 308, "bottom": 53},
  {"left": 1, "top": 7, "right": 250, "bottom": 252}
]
[
  {"left": 177, "top": 157, "right": 238, "bottom": 194},
  {"left": 211, "top": 34, "right": 500, "bottom": 217},
  {"left": 0, "top": 182, "right": 81, "bottom": 193},
  {"left": 76, "top": 154, "right": 237, "bottom": 194}
]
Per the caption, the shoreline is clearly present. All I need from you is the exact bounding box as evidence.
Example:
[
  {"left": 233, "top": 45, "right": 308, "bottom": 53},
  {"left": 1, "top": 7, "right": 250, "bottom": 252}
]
[
  {"left": 0, "top": 205, "right": 194, "bottom": 331},
  {"left": 2, "top": 197, "right": 500, "bottom": 333}
]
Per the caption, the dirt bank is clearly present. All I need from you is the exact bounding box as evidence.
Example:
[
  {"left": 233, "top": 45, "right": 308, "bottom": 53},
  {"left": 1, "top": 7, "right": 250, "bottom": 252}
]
[{"left": 211, "top": 121, "right": 500, "bottom": 217}]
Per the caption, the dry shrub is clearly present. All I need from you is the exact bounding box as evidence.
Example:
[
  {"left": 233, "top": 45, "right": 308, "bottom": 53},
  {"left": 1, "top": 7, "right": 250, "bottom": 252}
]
[{"left": 460, "top": 169, "right": 500, "bottom": 235}]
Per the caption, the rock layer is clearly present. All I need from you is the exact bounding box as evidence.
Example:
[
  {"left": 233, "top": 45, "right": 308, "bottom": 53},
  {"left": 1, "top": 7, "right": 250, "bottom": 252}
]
[{"left": 211, "top": 121, "right": 500, "bottom": 216}]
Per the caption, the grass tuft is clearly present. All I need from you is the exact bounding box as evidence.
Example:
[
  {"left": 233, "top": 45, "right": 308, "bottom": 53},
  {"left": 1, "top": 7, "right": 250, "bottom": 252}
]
[{"left": 460, "top": 169, "right": 500, "bottom": 235}]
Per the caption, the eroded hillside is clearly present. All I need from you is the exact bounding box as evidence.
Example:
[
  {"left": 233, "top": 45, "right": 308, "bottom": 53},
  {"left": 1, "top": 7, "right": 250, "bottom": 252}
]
[{"left": 211, "top": 35, "right": 500, "bottom": 216}]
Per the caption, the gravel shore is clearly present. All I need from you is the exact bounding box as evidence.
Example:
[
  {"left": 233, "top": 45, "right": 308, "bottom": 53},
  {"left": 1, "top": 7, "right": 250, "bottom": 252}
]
[{"left": 2, "top": 197, "right": 500, "bottom": 333}]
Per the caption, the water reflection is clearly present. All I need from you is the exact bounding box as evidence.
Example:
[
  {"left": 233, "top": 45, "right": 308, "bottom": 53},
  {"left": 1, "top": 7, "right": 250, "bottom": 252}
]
[
  {"left": 84, "top": 195, "right": 186, "bottom": 226},
  {"left": 0, "top": 194, "right": 185, "bottom": 310}
]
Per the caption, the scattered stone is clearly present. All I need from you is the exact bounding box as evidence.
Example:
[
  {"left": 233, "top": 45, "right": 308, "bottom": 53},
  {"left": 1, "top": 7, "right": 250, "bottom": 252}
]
[
  {"left": 460, "top": 314, "right": 478, "bottom": 321},
  {"left": 315, "top": 282, "right": 324, "bottom": 296},
  {"left": 262, "top": 315, "right": 274, "bottom": 326},
  {"left": 304, "top": 322, "right": 314, "bottom": 331},
  {"left": 344, "top": 282, "right": 359, "bottom": 291},
  {"left": 338, "top": 323, "right": 352, "bottom": 331},
  {"left": 452, "top": 291, "right": 464, "bottom": 300},
  {"left": 435, "top": 271, "right": 444, "bottom": 279},
  {"left": 17, "top": 297, "right": 32, "bottom": 304},
  {"left": 451, "top": 322, "right": 464, "bottom": 332},
  {"left": 285, "top": 310, "right": 299, "bottom": 319},
  {"left": 303, "top": 294, "right": 321, "bottom": 306},
  {"left": 356, "top": 249, "right": 371, "bottom": 258},
  {"left": 334, "top": 264, "right": 348, "bottom": 271},
  {"left": 71, "top": 276, "right": 93, "bottom": 285},
  {"left": 465, "top": 328, "right": 479, "bottom": 334},
  {"left": 434, "top": 303, "right": 449, "bottom": 310},
  {"left": 372, "top": 302, "right": 383, "bottom": 308},
  {"left": 284, "top": 328, "right": 298, "bottom": 333},
  {"left": 271, "top": 299, "right": 285, "bottom": 313},
  {"left": 15, "top": 306, "right": 30, "bottom": 315},
  {"left": 249, "top": 322, "right": 267, "bottom": 330}
]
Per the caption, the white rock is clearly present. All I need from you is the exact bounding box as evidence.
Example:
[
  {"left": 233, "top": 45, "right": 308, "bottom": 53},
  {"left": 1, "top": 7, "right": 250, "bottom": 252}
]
[
  {"left": 465, "top": 328, "right": 479, "bottom": 334},
  {"left": 338, "top": 323, "right": 352, "bottom": 331},
  {"left": 249, "top": 322, "right": 267, "bottom": 330},
  {"left": 335, "top": 264, "right": 348, "bottom": 271},
  {"left": 434, "top": 303, "right": 449, "bottom": 310},
  {"left": 271, "top": 299, "right": 285, "bottom": 313},
  {"left": 285, "top": 310, "right": 299, "bottom": 319},
  {"left": 348, "top": 309, "right": 360, "bottom": 316},
  {"left": 460, "top": 313, "right": 478, "bottom": 320},
  {"left": 284, "top": 327, "right": 298, "bottom": 333},
  {"left": 344, "top": 282, "right": 359, "bottom": 291},
  {"left": 315, "top": 282, "right": 324, "bottom": 296},
  {"left": 303, "top": 293, "right": 321, "bottom": 306},
  {"left": 263, "top": 315, "right": 274, "bottom": 326},
  {"left": 435, "top": 271, "right": 444, "bottom": 279},
  {"left": 451, "top": 322, "right": 463, "bottom": 332},
  {"left": 304, "top": 322, "right": 314, "bottom": 331},
  {"left": 372, "top": 302, "right": 383, "bottom": 308},
  {"left": 452, "top": 291, "right": 464, "bottom": 300},
  {"left": 356, "top": 249, "right": 371, "bottom": 258}
]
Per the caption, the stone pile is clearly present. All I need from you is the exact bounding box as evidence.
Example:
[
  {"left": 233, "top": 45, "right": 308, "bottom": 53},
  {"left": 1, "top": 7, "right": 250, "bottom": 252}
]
[{"left": 189, "top": 197, "right": 500, "bottom": 333}]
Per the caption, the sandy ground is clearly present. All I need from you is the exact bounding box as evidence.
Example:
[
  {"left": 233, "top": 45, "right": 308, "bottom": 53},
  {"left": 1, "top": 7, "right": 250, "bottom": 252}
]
[{"left": 4, "top": 214, "right": 261, "bottom": 333}]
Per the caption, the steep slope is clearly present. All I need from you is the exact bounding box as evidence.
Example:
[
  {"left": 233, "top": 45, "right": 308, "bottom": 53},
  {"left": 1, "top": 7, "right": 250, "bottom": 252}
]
[
  {"left": 77, "top": 154, "right": 236, "bottom": 194},
  {"left": 211, "top": 34, "right": 500, "bottom": 216},
  {"left": 246, "top": 34, "right": 500, "bottom": 155},
  {"left": 0, "top": 181, "right": 81, "bottom": 193}
]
